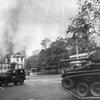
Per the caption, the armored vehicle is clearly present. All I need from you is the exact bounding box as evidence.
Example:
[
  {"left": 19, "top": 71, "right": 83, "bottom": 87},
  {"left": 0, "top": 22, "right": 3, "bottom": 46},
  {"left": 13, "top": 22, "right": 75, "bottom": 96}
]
[{"left": 61, "top": 49, "right": 100, "bottom": 99}]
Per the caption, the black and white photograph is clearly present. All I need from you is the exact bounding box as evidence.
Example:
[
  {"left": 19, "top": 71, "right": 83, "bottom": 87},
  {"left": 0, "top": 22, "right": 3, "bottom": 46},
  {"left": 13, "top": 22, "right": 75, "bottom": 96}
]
[{"left": 0, "top": 0, "right": 100, "bottom": 100}]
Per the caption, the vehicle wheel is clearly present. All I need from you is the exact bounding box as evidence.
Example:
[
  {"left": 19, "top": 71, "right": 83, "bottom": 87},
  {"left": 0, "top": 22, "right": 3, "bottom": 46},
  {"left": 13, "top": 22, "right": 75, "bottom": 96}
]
[
  {"left": 2, "top": 81, "right": 8, "bottom": 87},
  {"left": 19, "top": 80, "right": 24, "bottom": 85},
  {"left": 13, "top": 81, "right": 18, "bottom": 85},
  {"left": 0, "top": 82, "right": 2, "bottom": 86},
  {"left": 76, "top": 82, "right": 89, "bottom": 97},
  {"left": 91, "top": 82, "right": 100, "bottom": 96},
  {"left": 62, "top": 77, "right": 73, "bottom": 89}
]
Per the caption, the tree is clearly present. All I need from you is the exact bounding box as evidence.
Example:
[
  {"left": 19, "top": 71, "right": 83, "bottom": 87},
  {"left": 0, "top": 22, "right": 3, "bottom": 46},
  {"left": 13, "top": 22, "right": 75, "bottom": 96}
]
[
  {"left": 46, "top": 37, "right": 69, "bottom": 71},
  {"left": 37, "top": 49, "right": 47, "bottom": 70},
  {"left": 38, "top": 38, "right": 51, "bottom": 70},
  {"left": 66, "top": 0, "right": 99, "bottom": 54},
  {"left": 25, "top": 55, "right": 39, "bottom": 70},
  {"left": 38, "top": 37, "right": 69, "bottom": 72},
  {"left": 41, "top": 38, "right": 51, "bottom": 49}
]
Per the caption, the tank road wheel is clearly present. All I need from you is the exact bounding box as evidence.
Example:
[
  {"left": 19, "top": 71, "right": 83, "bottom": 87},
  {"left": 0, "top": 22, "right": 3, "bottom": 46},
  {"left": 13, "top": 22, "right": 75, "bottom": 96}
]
[
  {"left": 76, "top": 83, "right": 89, "bottom": 97},
  {"left": 62, "top": 77, "right": 73, "bottom": 89},
  {"left": 91, "top": 82, "right": 100, "bottom": 96}
]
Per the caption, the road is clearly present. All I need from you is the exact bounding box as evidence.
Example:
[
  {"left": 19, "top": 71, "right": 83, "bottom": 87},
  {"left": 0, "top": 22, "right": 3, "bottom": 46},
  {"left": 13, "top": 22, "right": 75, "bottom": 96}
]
[{"left": 0, "top": 75, "right": 81, "bottom": 100}]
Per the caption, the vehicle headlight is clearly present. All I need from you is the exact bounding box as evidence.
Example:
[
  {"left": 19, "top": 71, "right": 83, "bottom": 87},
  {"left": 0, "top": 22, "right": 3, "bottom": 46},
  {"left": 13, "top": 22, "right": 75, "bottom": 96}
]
[
  {"left": 20, "top": 70, "right": 23, "bottom": 73},
  {"left": 12, "top": 76, "right": 16, "bottom": 79},
  {"left": 13, "top": 71, "right": 16, "bottom": 73}
]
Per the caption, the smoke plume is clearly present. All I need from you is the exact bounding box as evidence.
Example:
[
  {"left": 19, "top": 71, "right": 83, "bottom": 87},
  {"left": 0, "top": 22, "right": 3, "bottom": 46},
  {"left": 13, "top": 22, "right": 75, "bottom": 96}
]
[
  {"left": 0, "top": 0, "right": 78, "bottom": 57},
  {"left": 1, "top": 0, "right": 26, "bottom": 56}
]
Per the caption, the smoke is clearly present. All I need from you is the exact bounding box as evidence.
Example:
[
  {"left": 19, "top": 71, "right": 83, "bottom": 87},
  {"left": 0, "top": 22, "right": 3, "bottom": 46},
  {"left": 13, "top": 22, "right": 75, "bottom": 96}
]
[
  {"left": 0, "top": 0, "right": 18, "bottom": 56},
  {"left": 0, "top": 0, "right": 78, "bottom": 56},
  {"left": 0, "top": 0, "right": 26, "bottom": 55},
  {"left": 3, "top": 9, "right": 18, "bottom": 54}
]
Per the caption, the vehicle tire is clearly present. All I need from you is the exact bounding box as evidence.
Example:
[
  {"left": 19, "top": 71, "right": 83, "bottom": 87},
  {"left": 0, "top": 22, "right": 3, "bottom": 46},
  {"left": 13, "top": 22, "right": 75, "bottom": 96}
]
[
  {"left": 2, "top": 81, "right": 8, "bottom": 87},
  {"left": 19, "top": 79, "right": 24, "bottom": 85},
  {"left": 0, "top": 82, "right": 2, "bottom": 86},
  {"left": 91, "top": 82, "right": 100, "bottom": 96},
  {"left": 13, "top": 81, "right": 18, "bottom": 85},
  {"left": 76, "top": 82, "right": 89, "bottom": 97},
  {"left": 62, "top": 77, "right": 73, "bottom": 89}
]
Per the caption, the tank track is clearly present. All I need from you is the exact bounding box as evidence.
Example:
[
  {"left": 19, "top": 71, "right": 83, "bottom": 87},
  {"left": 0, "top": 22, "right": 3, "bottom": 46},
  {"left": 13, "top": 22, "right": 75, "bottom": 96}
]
[{"left": 61, "top": 82, "right": 100, "bottom": 99}]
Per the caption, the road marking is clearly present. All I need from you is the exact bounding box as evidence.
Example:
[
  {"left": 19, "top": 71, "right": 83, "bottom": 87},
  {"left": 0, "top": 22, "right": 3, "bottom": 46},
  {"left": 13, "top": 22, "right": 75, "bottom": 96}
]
[{"left": 0, "top": 87, "right": 5, "bottom": 90}]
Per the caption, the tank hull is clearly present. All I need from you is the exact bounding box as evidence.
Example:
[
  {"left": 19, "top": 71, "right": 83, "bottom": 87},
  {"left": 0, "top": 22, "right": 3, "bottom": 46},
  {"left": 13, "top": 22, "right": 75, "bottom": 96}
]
[{"left": 61, "top": 64, "right": 100, "bottom": 99}]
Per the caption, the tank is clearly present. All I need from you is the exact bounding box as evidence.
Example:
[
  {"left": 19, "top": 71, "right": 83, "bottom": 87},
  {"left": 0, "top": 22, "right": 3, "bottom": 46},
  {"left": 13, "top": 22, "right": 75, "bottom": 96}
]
[{"left": 61, "top": 48, "right": 100, "bottom": 99}]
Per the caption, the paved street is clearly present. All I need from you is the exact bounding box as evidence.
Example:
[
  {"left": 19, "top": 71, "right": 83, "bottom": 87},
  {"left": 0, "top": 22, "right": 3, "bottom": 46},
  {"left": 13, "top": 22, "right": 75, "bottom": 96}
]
[{"left": 0, "top": 75, "right": 81, "bottom": 100}]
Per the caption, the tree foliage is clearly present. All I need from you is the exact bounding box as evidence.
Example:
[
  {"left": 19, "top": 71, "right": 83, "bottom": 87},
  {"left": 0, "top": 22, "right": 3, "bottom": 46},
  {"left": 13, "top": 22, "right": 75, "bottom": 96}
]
[
  {"left": 38, "top": 37, "right": 69, "bottom": 70},
  {"left": 41, "top": 38, "right": 51, "bottom": 49},
  {"left": 25, "top": 54, "right": 39, "bottom": 70},
  {"left": 66, "top": 0, "right": 100, "bottom": 53}
]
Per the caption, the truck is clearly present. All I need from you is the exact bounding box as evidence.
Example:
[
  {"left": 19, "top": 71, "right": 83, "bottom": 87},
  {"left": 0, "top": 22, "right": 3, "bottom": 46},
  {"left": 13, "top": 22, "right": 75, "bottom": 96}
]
[{"left": 0, "top": 53, "right": 26, "bottom": 87}]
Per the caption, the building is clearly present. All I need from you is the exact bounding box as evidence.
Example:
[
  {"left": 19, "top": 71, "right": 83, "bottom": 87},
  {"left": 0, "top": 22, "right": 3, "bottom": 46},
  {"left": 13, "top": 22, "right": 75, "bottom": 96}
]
[
  {"left": 0, "top": 52, "right": 25, "bottom": 73},
  {"left": 9, "top": 53, "right": 25, "bottom": 69}
]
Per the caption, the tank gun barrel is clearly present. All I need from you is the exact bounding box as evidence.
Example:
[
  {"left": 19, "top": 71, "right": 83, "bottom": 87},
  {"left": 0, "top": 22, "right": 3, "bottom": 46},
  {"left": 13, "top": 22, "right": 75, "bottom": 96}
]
[
  {"left": 61, "top": 58, "right": 100, "bottom": 63},
  {"left": 60, "top": 58, "right": 91, "bottom": 62}
]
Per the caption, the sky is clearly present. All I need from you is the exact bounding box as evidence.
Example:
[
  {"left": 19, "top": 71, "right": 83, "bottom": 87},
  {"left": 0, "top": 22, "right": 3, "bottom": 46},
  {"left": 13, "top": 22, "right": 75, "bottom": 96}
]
[{"left": 0, "top": 0, "right": 78, "bottom": 56}]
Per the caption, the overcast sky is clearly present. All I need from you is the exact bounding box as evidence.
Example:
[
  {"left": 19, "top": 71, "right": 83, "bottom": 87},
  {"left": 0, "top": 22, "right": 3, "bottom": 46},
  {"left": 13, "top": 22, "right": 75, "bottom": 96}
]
[{"left": 0, "top": 0, "right": 78, "bottom": 56}]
